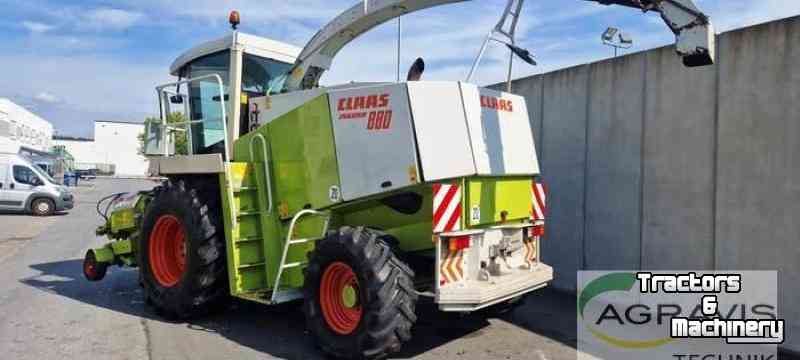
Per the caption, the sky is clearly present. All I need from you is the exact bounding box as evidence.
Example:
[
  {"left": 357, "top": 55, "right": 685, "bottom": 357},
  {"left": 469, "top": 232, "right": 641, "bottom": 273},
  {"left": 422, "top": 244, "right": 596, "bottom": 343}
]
[{"left": 0, "top": 0, "right": 798, "bottom": 138}]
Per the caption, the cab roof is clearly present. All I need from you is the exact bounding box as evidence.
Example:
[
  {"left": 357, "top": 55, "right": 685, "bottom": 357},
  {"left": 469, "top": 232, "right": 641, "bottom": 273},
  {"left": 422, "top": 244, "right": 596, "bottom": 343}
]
[{"left": 169, "top": 32, "right": 302, "bottom": 76}]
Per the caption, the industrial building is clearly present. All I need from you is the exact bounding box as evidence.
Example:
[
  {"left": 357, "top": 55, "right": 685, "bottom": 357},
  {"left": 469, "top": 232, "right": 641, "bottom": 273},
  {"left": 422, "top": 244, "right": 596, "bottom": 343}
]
[
  {"left": 0, "top": 98, "right": 53, "bottom": 155},
  {"left": 0, "top": 98, "right": 67, "bottom": 179},
  {"left": 53, "top": 120, "right": 148, "bottom": 176}
]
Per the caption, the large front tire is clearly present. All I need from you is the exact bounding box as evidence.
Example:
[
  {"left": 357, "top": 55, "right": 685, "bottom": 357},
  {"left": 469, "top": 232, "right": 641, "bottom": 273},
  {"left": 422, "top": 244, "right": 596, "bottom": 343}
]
[
  {"left": 304, "top": 227, "right": 418, "bottom": 359},
  {"left": 138, "top": 177, "right": 228, "bottom": 319}
]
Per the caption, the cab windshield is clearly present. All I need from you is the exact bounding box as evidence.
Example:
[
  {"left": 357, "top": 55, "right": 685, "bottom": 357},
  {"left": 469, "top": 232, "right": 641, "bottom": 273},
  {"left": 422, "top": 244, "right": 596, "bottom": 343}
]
[
  {"left": 183, "top": 51, "right": 293, "bottom": 154},
  {"left": 32, "top": 164, "right": 57, "bottom": 185},
  {"left": 17, "top": 155, "right": 57, "bottom": 185},
  {"left": 242, "top": 53, "right": 293, "bottom": 96}
]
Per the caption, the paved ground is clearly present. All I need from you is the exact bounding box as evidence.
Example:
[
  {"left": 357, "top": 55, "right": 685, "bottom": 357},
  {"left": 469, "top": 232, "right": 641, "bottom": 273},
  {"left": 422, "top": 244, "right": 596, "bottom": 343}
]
[{"left": 0, "top": 178, "right": 580, "bottom": 360}]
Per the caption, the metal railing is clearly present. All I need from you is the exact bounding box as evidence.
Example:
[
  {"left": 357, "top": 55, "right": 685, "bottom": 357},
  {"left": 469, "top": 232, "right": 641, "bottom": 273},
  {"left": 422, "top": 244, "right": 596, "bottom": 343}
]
[
  {"left": 271, "top": 209, "right": 330, "bottom": 303},
  {"left": 153, "top": 74, "right": 236, "bottom": 220},
  {"left": 248, "top": 134, "right": 274, "bottom": 214},
  {"left": 154, "top": 74, "right": 230, "bottom": 160}
]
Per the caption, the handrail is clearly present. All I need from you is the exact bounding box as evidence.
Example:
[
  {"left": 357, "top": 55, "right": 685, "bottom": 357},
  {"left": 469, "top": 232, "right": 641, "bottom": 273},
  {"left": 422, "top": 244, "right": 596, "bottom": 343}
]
[
  {"left": 271, "top": 209, "right": 330, "bottom": 303},
  {"left": 155, "top": 74, "right": 229, "bottom": 160},
  {"left": 157, "top": 91, "right": 192, "bottom": 153},
  {"left": 154, "top": 73, "right": 235, "bottom": 221},
  {"left": 248, "top": 134, "right": 273, "bottom": 214}
]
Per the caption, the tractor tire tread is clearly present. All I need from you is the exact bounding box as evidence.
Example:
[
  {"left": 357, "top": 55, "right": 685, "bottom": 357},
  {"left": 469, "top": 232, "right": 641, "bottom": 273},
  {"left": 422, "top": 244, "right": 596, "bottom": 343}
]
[
  {"left": 304, "top": 226, "right": 418, "bottom": 360},
  {"left": 138, "top": 176, "right": 228, "bottom": 319}
]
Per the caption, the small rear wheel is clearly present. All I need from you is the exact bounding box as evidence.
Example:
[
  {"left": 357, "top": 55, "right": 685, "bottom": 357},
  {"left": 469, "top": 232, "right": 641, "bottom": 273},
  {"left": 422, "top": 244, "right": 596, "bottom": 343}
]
[
  {"left": 83, "top": 249, "right": 108, "bottom": 282},
  {"left": 304, "top": 227, "right": 418, "bottom": 360},
  {"left": 31, "top": 198, "right": 55, "bottom": 216}
]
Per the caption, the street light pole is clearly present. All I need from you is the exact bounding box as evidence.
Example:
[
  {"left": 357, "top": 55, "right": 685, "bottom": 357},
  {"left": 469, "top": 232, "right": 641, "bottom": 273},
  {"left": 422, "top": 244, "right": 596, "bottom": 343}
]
[
  {"left": 602, "top": 27, "right": 633, "bottom": 58},
  {"left": 397, "top": 16, "right": 401, "bottom": 83}
]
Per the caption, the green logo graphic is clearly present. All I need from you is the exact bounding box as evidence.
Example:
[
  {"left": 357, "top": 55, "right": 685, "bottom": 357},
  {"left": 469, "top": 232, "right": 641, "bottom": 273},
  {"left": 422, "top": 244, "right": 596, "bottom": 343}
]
[{"left": 578, "top": 272, "right": 674, "bottom": 349}]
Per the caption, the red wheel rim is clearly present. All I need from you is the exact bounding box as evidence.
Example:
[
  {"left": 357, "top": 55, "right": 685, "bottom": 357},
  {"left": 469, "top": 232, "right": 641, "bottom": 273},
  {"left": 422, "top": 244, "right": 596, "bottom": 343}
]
[
  {"left": 148, "top": 215, "right": 187, "bottom": 287},
  {"left": 84, "top": 255, "right": 97, "bottom": 278},
  {"left": 320, "top": 262, "right": 362, "bottom": 335}
]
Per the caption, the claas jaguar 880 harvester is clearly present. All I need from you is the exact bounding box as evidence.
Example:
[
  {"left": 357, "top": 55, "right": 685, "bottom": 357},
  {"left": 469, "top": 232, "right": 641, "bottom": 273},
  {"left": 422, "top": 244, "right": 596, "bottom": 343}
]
[{"left": 82, "top": 0, "right": 714, "bottom": 358}]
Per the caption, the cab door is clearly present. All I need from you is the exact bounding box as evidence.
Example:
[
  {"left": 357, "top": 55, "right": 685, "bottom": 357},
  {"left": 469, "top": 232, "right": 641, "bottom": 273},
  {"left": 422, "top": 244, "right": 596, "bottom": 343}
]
[{"left": 7, "top": 164, "right": 42, "bottom": 211}]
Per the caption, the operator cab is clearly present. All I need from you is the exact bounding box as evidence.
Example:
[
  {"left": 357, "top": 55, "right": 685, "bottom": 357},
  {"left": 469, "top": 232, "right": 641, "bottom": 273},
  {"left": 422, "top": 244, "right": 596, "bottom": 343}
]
[{"left": 161, "top": 32, "right": 301, "bottom": 156}]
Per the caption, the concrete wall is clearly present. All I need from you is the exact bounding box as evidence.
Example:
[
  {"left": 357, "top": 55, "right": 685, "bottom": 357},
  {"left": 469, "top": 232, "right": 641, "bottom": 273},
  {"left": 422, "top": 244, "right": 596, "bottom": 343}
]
[{"left": 494, "top": 16, "right": 800, "bottom": 350}]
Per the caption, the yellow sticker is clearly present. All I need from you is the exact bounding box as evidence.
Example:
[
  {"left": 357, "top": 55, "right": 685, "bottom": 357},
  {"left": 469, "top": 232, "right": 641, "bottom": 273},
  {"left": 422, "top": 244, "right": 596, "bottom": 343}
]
[
  {"left": 291, "top": 67, "right": 304, "bottom": 80},
  {"left": 408, "top": 165, "right": 418, "bottom": 183},
  {"left": 240, "top": 94, "right": 249, "bottom": 104},
  {"left": 279, "top": 202, "right": 290, "bottom": 219}
]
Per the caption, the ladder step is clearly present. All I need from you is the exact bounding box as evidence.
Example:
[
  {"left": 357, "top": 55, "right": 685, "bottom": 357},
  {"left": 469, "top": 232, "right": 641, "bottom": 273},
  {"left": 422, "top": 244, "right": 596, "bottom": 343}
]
[
  {"left": 288, "top": 238, "right": 313, "bottom": 245},
  {"left": 238, "top": 261, "right": 266, "bottom": 270},
  {"left": 236, "top": 236, "right": 262, "bottom": 244},
  {"left": 238, "top": 210, "right": 261, "bottom": 217},
  {"left": 281, "top": 261, "right": 307, "bottom": 269}
]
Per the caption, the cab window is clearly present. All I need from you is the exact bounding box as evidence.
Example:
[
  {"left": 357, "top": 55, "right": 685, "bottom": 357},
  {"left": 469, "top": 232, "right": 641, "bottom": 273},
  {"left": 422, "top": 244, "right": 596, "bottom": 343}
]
[
  {"left": 242, "top": 54, "right": 292, "bottom": 95},
  {"left": 186, "top": 51, "right": 230, "bottom": 154},
  {"left": 240, "top": 54, "right": 292, "bottom": 136},
  {"left": 13, "top": 165, "right": 41, "bottom": 186}
]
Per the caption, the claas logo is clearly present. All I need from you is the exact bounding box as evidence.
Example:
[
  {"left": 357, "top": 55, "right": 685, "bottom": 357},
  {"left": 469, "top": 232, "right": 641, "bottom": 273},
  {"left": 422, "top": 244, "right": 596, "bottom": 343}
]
[
  {"left": 337, "top": 94, "right": 393, "bottom": 131},
  {"left": 480, "top": 95, "right": 514, "bottom": 112},
  {"left": 337, "top": 94, "right": 390, "bottom": 111}
]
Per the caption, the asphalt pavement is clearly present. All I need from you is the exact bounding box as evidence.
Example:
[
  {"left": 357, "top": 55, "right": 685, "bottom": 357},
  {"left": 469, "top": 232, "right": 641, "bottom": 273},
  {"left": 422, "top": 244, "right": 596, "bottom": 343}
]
[{"left": 0, "top": 178, "right": 580, "bottom": 360}]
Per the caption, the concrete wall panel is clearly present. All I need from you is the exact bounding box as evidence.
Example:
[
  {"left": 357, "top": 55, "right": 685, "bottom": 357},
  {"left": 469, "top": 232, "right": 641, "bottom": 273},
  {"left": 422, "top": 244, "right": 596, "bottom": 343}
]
[
  {"left": 494, "top": 18, "right": 800, "bottom": 349},
  {"left": 641, "top": 46, "right": 717, "bottom": 270},
  {"left": 540, "top": 65, "right": 590, "bottom": 291},
  {"left": 715, "top": 17, "right": 800, "bottom": 349},
  {"left": 506, "top": 76, "right": 544, "bottom": 160},
  {"left": 585, "top": 53, "right": 646, "bottom": 270}
]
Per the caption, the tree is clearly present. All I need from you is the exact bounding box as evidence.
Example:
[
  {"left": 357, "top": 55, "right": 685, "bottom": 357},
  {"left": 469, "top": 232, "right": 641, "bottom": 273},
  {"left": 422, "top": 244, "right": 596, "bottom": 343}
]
[{"left": 138, "top": 112, "right": 189, "bottom": 155}]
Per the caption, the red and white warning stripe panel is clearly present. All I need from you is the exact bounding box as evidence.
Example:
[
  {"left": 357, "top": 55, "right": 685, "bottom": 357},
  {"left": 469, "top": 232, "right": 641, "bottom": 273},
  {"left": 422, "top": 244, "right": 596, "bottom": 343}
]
[
  {"left": 432, "top": 182, "right": 462, "bottom": 233},
  {"left": 531, "top": 181, "right": 547, "bottom": 221}
]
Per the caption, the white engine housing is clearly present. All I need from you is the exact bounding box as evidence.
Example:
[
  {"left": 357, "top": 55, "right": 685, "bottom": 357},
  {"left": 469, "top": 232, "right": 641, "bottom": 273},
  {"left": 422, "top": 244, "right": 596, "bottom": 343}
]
[{"left": 324, "top": 81, "right": 541, "bottom": 200}]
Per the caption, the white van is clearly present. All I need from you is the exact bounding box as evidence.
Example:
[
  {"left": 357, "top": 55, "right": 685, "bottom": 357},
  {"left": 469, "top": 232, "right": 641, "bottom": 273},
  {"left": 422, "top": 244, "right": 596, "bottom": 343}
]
[{"left": 0, "top": 153, "right": 73, "bottom": 216}]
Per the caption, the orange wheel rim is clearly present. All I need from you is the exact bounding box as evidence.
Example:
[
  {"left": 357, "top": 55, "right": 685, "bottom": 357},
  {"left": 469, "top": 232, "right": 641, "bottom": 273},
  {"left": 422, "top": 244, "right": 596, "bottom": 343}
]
[
  {"left": 148, "top": 215, "right": 186, "bottom": 287},
  {"left": 320, "top": 262, "right": 362, "bottom": 335}
]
